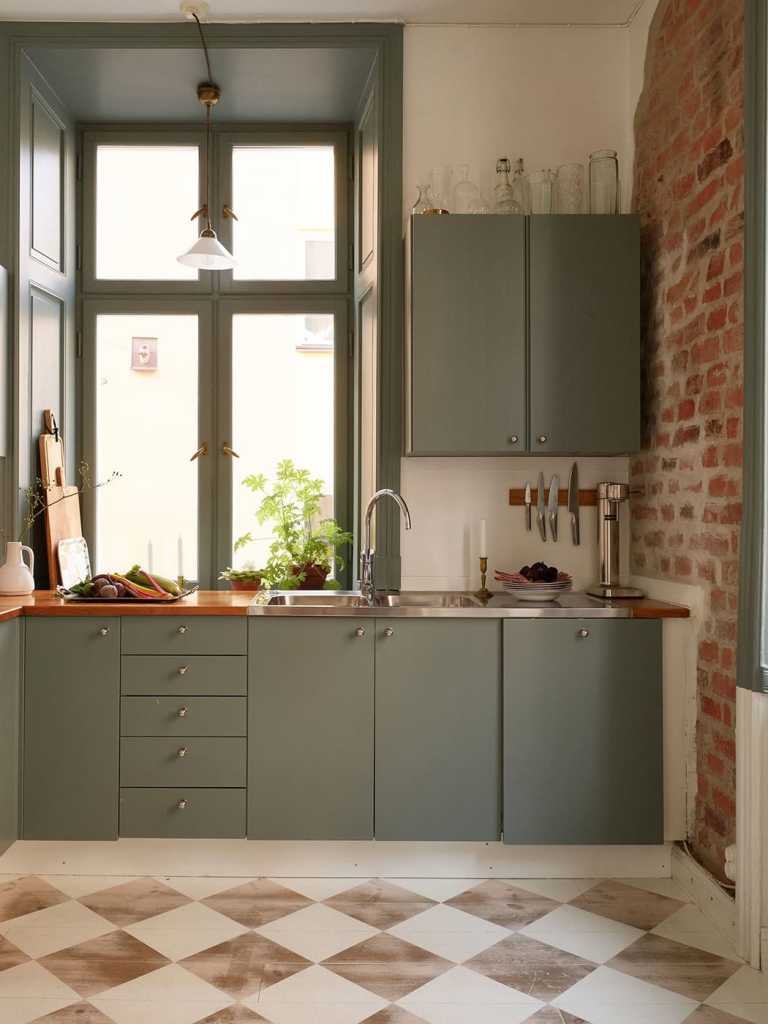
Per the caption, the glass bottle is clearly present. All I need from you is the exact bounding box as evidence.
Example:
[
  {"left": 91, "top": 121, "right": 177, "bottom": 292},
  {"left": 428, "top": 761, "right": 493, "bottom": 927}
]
[
  {"left": 529, "top": 169, "right": 554, "bottom": 214},
  {"left": 452, "top": 165, "right": 487, "bottom": 214},
  {"left": 494, "top": 158, "right": 523, "bottom": 215},
  {"left": 555, "top": 162, "right": 585, "bottom": 213},
  {"left": 589, "top": 149, "right": 619, "bottom": 214},
  {"left": 412, "top": 183, "right": 439, "bottom": 215},
  {"left": 511, "top": 158, "right": 530, "bottom": 214}
]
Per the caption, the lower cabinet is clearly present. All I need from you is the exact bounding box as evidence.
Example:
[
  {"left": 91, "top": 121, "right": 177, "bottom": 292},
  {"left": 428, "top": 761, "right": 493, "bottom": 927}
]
[
  {"left": 0, "top": 620, "right": 21, "bottom": 852},
  {"left": 120, "top": 789, "right": 246, "bottom": 838},
  {"left": 248, "top": 618, "right": 374, "bottom": 839},
  {"left": 503, "top": 619, "right": 663, "bottom": 844},
  {"left": 23, "top": 618, "right": 120, "bottom": 840},
  {"left": 375, "top": 619, "right": 501, "bottom": 840}
]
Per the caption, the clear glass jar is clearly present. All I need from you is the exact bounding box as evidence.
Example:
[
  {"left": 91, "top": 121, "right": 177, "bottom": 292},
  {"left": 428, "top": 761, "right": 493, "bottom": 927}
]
[
  {"left": 430, "top": 165, "right": 453, "bottom": 213},
  {"left": 452, "top": 165, "right": 487, "bottom": 214},
  {"left": 555, "top": 162, "right": 585, "bottom": 213},
  {"left": 529, "top": 169, "right": 554, "bottom": 214},
  {"left": 511, "top": 158, "right": 530, "bottom": 214},
  {"left": 412, "top": 184, "right": 442, "bottom": 215},
  {"left": 589, "top": 149, "right": 619, "bottom": 214},
  {"left": 494, "top": 157, "right": 523, "bottom": 215}
]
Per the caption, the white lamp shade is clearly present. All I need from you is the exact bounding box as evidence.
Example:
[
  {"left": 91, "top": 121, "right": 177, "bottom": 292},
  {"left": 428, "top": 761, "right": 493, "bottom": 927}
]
[{"left": 177, "top": 231, "right": 236, "bottom": 270}]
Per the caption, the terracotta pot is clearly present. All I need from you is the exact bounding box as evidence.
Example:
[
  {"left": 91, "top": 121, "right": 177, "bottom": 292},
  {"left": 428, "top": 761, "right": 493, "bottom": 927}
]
[
  {"left": 294, "top": 564, "right": 330, "bottom": 590},
  {"left": 228, "top": 578, "right": 262, "bottom": 592}
]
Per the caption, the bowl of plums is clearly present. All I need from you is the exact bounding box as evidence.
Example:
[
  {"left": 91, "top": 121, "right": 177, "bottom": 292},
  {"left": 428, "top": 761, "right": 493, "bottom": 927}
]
[{"left": 494, "top": 562, "right": 573, "bottom": 602}]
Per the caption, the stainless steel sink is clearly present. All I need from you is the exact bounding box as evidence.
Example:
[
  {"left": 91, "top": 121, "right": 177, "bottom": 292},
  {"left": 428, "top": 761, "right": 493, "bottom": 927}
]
[
  {"left": 261, "top": 590, "right": 483, "bottom": 610},
  {"left": 377, "top": 592, "right": 483, "bottom": 609},
  {"left": 265, "top": 591, "right": 368, "bottom": 608}
]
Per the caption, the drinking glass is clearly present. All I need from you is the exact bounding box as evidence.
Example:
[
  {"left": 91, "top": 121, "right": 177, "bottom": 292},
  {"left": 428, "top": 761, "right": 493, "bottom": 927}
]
[
  {"left": 555, "top": 162, "right": 585, "bottom": 213},
  {"left": 529, "top": 170, "right": 554, "bottom": 214},
  {"left": 589, "top": 149, "right": 619, "bottom": 214},
  {"left": 452, "top": 165, "right": 488, "bottom": 214}
]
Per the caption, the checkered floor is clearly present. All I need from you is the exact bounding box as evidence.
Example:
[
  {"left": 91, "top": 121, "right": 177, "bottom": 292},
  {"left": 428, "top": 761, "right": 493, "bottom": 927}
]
[{"left": 0, "top": 873, "right": 762, "bottom": 1024}]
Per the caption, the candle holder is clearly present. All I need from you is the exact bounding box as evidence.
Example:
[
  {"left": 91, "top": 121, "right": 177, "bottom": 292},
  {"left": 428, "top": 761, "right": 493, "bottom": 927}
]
[
  {"left": 177, "top": 575, "right": 186, "bottom": 592},
  {"left": 475, "top": 556, "right": 493, "bottom": 600}
]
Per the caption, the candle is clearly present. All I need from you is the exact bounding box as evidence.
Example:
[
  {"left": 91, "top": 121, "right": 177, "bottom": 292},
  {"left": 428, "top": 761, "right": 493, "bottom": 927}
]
[
  {"left": 178, "top": 536, "right": 184, "bottom": 579},
  {"left": 147, "top": 540, "right": 154, "bottom": 573},
  {"left": 479, "top": 519, "right": 487, "bottom": 557}
]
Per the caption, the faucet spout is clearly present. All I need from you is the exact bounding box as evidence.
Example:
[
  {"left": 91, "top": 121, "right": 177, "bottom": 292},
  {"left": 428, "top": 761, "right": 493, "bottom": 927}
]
[{"left": 360, "top": 488, "right": 412, "bottom": 604}]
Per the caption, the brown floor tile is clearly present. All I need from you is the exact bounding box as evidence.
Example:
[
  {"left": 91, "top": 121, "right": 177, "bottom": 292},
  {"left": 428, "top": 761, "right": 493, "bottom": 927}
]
[
  {"left": 0, "top": 934, "right": 29, "bottom": 972},
  {"left": 324, "top": 881, "right": 436, "bottom": 929},
  {"left": 445, "top": 880, "right": 560, "bottom": 929},
  {"left": 196, "top": 1007, "right": 273, "bottom": 1023},
  {"left": 0, "top": 875, "right": 69, "bottom": 923},
  {"left": 181, "top": 931, "right": 310, "bottom": 998},
  {"left": 466, "top": 933, "right": 597, "bottom": 1000},
  {"left": 683, "top": 1007, "right": 754, "bottom": 1023},
  {"left": 78, "top": 878, "right": 190, "bottom": 927},
  {"left": 607, "top": 932, "right": 742, "bottom": 1001},
  {"left": 202, "top": 879, "right": 313, "bottom": 928},
  {"left": 523, "top": 1010, "right": 588, "bottom": 1023},
  {"left": 570, "top": 880, "right": 684, "bottom": 930},
  {"left": 323, "top": 933, "right": 452, "bottom": 1000},
  {"left": 26, "top": 1003, "right": 116, "bottom": 1023},
  {"left": 362, "top": 1009, "right": 429, "bottom": 1023},
  {"left": 40, "top": 930, "right": 169, "bottom": 997}
]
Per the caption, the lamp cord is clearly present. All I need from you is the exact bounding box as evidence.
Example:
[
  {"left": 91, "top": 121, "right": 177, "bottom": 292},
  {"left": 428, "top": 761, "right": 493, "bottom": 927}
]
[
  {"left": 192, "top": 11, "right": 214, "bottom": 233},
  {"left": 192, "top": 12, "right": 214, "bottom": 84}
]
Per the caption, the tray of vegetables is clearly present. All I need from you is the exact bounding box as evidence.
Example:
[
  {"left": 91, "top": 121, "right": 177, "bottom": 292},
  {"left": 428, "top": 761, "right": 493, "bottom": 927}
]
[{"left": 57, "top": 566, "right": 198, "bottom": 602}]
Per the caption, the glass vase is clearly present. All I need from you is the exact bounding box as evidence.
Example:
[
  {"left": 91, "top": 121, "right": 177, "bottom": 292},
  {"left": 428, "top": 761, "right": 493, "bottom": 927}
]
[
  {"left": 529, "top": 169, "right": 554, "bottom": 214},
  {"left": 589, "top": 149, "right": 619, "bottom": 214},
  {"left": 554, "top": 162, "right": 585, "bottom": 213},
  {"left": 494, "top": 157, "right": 524, "bottom": 215},
  {"left": 452, "top": 165, "right": 488, "bottom": 214}
]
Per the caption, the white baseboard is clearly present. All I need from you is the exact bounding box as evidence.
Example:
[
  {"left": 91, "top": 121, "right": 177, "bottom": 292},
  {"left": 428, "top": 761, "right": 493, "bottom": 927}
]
[
  {"left": 671, "top": 843, "right": 737, "bottom": 947},
  {"left": 0, "top": 840, "right": 672, "bottom": 880}
]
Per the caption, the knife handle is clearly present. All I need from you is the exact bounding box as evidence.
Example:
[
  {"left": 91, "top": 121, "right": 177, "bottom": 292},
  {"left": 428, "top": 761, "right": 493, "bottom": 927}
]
[
  {"left": 525, "top": 506, "right": 532, "bottom": 531},
  {"left": 549, "top": 511, "right": 558, "bottom": 542},
  {"left": 571, "top": 515, "right": 580, "bottom": 546}
]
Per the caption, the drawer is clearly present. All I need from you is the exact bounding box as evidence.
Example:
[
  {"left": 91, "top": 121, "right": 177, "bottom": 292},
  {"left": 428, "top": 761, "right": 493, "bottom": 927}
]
[
  {"left": 120, "top": 788, "right": 245, "bottom": 838},
  {"left": 121, "top": 616, "right": 246, "bottom": 656},
  {"left": 121, "top": 656, "right": 247, "bottom": 695},
  {"left": 120, "top": 737, "right": 246, "bottom": 788},
  {"left": 121, "top": 697, "right": 247, "bottom": 737}
]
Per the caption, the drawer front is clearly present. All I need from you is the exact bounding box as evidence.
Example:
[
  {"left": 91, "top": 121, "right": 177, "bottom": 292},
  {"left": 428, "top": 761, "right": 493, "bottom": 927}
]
[
  {"left": 120, "top": 737, "right": 246, "bottom": 787},
  {"left": 121, "top": 697, "right": 247, "bottom": 737},
  {"left": 120, "top": 788, "right": 245, "bottom": 838},
  {"left": 121, "top": 656, "right": 247, "bottom": 695},
  {"left": 121, "top": 617, "right": 246, "bottom": 656}
]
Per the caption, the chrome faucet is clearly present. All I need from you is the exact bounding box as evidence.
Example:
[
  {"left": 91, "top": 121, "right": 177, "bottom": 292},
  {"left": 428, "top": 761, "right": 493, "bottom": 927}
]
[{"left": 360, "top": 488, "right": 412, "bottom": 605}]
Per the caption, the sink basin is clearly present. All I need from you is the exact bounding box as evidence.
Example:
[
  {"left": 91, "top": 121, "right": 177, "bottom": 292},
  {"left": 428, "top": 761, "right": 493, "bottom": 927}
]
[
  {"left": 265, "top": 591, "right": 368, "bottom": 608},
  {"left": 260, "top": 590, "right": 483, "bottom": 610},
  {"left": 378, "top": 592, "right": 483, "bottom": 609}
]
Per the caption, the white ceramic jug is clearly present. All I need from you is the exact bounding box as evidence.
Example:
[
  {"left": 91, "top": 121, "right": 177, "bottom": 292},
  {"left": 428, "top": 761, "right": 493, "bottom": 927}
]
[{"left": 0, "top": 541, "right": 35, "bottom": 595}]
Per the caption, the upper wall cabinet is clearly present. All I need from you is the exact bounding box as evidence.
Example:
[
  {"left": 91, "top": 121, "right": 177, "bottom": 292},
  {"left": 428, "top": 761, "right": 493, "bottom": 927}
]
[{"left": 406, "top": 214, "right": 640, "bottom": 457}]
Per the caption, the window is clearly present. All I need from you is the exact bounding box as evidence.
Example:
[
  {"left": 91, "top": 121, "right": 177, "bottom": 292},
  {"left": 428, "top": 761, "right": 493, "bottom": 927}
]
[{"left": 82, "top": 130, "right": 350, "bottom": 586}]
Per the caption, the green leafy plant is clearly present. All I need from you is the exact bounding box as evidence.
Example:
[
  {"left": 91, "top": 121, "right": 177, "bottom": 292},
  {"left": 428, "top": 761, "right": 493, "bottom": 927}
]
[
  {"left": 235, "top": 459, "right": 352, "bottom": 589},
  {"left": 14, "top": 461, "right": 120, "bottom": 542},
  {"left": 218, "top": 565, "right": 263, "bottom": 584}
]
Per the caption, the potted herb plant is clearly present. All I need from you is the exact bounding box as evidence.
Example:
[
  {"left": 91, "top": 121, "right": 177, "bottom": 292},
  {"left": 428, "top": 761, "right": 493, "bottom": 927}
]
[
  {"left": 218, "top": 565, "right": 263, "bottom": 592},
  {"left": 234, "top": 460, "right": 352, "bottom": 591}
]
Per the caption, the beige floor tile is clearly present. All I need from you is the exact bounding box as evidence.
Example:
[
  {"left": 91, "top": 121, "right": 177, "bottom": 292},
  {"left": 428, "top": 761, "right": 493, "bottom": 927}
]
[
  {"left": 256, "top": 903, "right": 379, "bottom": 963},
  {"left": 569, "top": 880, "right": 685, "bottom": 931},
  {"left": 322, "top": 932, "right": 453, "bottom": 1001},
  {"left": 325, "top": 882, "right": 437, "bottom": 931},
  {"left": 465, "top": 932, "right": 597, "bottom": 1001},
  {"left": 0, "top": 900, "right": 116, "bottom": 959},
  {"left": 79, "top": 879, "right": 191, "bottom": 928},
  {"left": 180, "top": 930, "right": 311, "bottom": 999},
  {"left": 0, "top": 876, "right": 70, "bottom": 924},
  {"left": 40, "top": 930, "right": 169, "bottom": 997},
  {"left": 203, "top": 880, "right": 313, "bottom": 929},
  {"left": 607, "top": 932, "right": 742, "bottom": 1002},
  {"left": 444, "top": 880, "right": 559, "bottom": 930},
  {"left": 387, "top": 904, "right": 511, "bottom": 963}
]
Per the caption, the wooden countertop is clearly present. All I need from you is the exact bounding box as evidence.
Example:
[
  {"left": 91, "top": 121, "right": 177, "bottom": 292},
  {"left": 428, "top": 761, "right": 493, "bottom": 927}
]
[{"left": 0, "top": 591, "right": 690, "bottom": 622}]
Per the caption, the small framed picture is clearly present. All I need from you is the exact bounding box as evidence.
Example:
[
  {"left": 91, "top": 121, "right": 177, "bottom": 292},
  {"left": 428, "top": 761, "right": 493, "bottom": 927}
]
[{"left": 131, "top": 336, "right": 158, "bottom": 371}]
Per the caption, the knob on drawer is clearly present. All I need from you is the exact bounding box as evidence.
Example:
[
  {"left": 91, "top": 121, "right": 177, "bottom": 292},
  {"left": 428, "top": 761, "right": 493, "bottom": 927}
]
[
  {"left": 383, "top": 627, "right": 394, "bottom": 638},
  {"left": 177, "top": 706, "right": 188, "bottom": 718},
  {"left": 178, "top": 625, "right": 188, "bottom": 635},
  {"left": 98, "top": 627, "right": 110, "bottom": 637},
  {"left": 177, "top": 798, "right": 188, "bottom": 810},
  {"left": 354, "top": 626, "right": 366, "bottom": 638},
  {"left": 177, "top": 747, "right": 187, "bottom": 759},
  {"left": 178, "top": 665, "right": 189, "bottom": 676},
  {"left": 577, "top": 628, "right": 590, "bottom": 639}
]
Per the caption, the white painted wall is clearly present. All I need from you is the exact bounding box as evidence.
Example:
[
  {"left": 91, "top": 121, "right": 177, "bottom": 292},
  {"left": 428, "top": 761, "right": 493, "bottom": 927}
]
[{"left": 400, "top": 22, "right": 639, "bottom": 589}]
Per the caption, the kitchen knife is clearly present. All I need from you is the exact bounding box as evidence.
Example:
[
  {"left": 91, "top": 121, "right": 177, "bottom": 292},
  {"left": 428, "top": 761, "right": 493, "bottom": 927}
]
[
  {"left": 568, "top": 461, "right": 580, "bottom": 545},
  {"left": 548, "top": 474, "right": 559, "bottom": 542},
  {"left": 537, "top": 472, "right": 547, "bottom": 541},
  {"left": 524, "top": 481, "right": 532, "bottom": 531}
]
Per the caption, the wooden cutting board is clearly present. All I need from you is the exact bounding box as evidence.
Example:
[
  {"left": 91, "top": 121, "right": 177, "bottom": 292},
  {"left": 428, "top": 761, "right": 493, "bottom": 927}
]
[
  {"left": 44, "top": 485, "right": 82, "bottom": 587},
  {"left": 39, "top": 432, "right": 65, "bottom": 488}
]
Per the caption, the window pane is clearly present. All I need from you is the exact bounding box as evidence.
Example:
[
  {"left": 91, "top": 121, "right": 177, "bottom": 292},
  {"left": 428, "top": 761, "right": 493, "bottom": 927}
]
[
  {"left": 96, "top": 146, "right": 199, "bottom": 280},
  {"left": 232, "top": 314, "right": 334, "bottom": 570},
  {"left": 95, "top": 314, "right": 199, "bottom": 580},
  {"left": 232, "top": 147, "right": 335, "bottom": 281}
]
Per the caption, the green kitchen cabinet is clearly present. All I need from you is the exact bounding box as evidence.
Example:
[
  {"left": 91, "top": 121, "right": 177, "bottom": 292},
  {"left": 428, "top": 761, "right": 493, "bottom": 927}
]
[
  {"left": 248, "top": 618, "right": 374, "bottom": 839},
  {"left": 503, "top": 619, "right": 662, "bottom": 844},
  {"left": 375, "top": 618, "right": 501, "bottom": 840},
  {"left": 0, "top": 620, "right": 21, "bottom": 853},
  {"left": 407, "top": 214, "right": 527, "bottom": 454},
  {"left": 529, "top": 216, "right": 640, "bottom": 455},
  {"left": 23, "top": 618, "right": 120, "bottom": 839}
]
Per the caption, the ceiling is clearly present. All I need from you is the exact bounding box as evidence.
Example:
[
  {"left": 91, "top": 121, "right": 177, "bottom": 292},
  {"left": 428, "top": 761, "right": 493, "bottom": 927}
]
[
  {"left": 2, "top": 0, "right": 647, "bottom": 26},
  {"left": 27, "top": 46, "right": 376, "bottom": 121}
]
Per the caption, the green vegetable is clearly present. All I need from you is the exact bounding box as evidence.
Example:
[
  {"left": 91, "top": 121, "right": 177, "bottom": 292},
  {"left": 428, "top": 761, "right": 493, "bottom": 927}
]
[
  {"left": 70, "top": 579, "right": 95, "bottom": 596},
  {"left": 126, "top": 565, "right": 182, "bottom": 596}
]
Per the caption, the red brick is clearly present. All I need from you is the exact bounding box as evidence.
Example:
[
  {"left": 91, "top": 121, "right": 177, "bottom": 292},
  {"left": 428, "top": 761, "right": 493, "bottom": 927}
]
[
  {"left": 706, "top": 305, "right": 728, "bottom": 330},
  {"left": 691, "top": 336, "right": 720, "bottom": 364}
]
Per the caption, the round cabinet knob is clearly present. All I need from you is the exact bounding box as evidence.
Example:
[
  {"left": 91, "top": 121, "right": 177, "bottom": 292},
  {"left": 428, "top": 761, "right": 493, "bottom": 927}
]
[
  {"left": 177, "top": 799, "right": 188, "bottom": 810},
  {"left": 98, "top": 627, "right": 110, "bottom": 637},
  {"left": 383, "top": 627, "right": 394, "bottom": 638},
  {"left": 178, "top": 665, "right": 189, "bottom": 676},
  {"left": 507, "top": 434, "right": 519, "bottom": 445},
  {"left": 177, "top": 747, "right": 187, "bottom": 759},
  {"left": 177, "top": 625, "right": 188, "bottom": 635},
  {"left": 354, "top": 626, "right": 366, "bottom": 638},
  {"left": 537, "top": 434, "right": 548, "bottom": 445},
  {"left": 577, "top": 628, "right": 590, "bottom": 639},
  {"left": 177, "top": 706, "right": 188, "bottom": 718}
]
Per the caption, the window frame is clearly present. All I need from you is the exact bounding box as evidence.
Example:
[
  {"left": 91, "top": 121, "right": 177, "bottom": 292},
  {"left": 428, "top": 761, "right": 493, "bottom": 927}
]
[
  {"left": 79, "top": 124, "right": 353, "bottom": 588},
  {"left": 215, "top": 127, "right": 350, "bottom": 295}
]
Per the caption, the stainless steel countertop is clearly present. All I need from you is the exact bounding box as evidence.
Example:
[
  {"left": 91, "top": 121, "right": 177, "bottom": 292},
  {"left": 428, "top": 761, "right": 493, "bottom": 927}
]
[{"left": 248, "top": 590, "right": 637, "bottom": 618}]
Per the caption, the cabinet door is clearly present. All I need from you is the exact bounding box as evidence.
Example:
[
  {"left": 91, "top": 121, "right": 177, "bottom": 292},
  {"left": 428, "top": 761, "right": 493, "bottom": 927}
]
[
  {"left": 24, "top": 619, "right": 120, "bottom": 839},
  {"left": 529, "top": 216, "right": 640, "bottom": 454},
  {"left": 409, "top": 215, "right": 526, "bottom": 454},
  {"left": 248, "top": 619, "right": 374, "bottom": 839},
  {"left": 376, "top": 619, "right": 501, "bottom": 840},
  {"left": 0, "top": 620, "right": 21, "bottom": 853},
  {"left": 503, "top": 619, "right": 662, "bottom": 844}
]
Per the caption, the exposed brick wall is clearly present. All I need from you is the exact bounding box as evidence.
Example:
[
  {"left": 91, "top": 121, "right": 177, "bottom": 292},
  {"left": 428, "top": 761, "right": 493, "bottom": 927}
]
[{"left": 630, "top": 0, "right": 744, "bottom": 880}]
